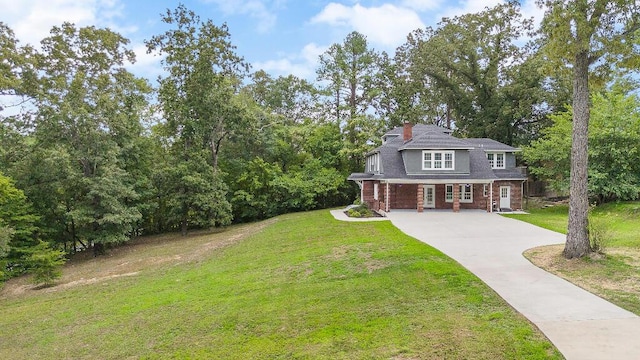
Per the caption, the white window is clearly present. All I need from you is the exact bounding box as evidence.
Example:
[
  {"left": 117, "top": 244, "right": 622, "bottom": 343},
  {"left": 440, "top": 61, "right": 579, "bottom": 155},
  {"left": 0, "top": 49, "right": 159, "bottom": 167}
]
[
  {"left": 373, "top": 183, "right": 379, "bottom": 200},
  {"left": 422, "top": 151, "right": 455, "bottom": 170},
  {"left": 445, "top": 184, "right": 453, "bottom": 201},
  {"left": 367, "top": 153, "right": 380, "bottom": 173},
  {"left": 462, "top": 184, "right": 472, "bottom": 202},
  {"left": 445, "top": 184, "right": 473, "bottom": 203},
  {"left": 483, "top": 184, "right": 488, "bottom": 197},
  {"left": 487, "top": 152, "right": 505, "bottom": 169}
]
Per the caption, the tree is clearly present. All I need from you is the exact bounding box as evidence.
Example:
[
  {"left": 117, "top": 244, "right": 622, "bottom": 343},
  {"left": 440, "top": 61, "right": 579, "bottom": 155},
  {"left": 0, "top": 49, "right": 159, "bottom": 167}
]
[
  {"left": 374, "top": 49, "right": 432, "bottom": 128},
  {"left": 538, "top": 0, "right": 640, "bottom": 258},
  {"left": 246, "top": 70, "right": 321, "bottom": 124},
  {"left": 316, "top": 31, "right": 379, "bottom": 123},
  {"left": 0, "top": 225, "right": 12, "bottom": 280},
  {"left": 20, "top": 23, "right": 152, "bottom": 255},
  {"left": 525, "top": 84, "right": 640, "bottom": 202},
  {"left": 28, "top": 241, "right": 65, "bottom": 287},
  {"left": 404, "top": 3, "right": 547, "bottom": 145},
  {"left": 147, "top": 4, "right": 250, "bottom": 171},
  {"left": 0, "top": 172, "right": 40, "bottom": 276},
  {"left": 0, "top": 22, "right": 37, "bottom": 106},
  {"left": 316, "top": 32, "right": 381, "bottom": 171},
  {"left": 146, "top": 5, "right": 247, "bottom": 232},
  {"left": 1, "top": 23, "right": 37, "bottom": 172}
]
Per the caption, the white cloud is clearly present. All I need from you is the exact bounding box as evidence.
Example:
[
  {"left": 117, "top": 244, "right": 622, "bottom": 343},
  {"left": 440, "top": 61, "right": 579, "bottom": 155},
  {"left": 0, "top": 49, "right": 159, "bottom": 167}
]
[
  {"left": 253, "top": 43, "right": 327, "bottom": 80},
  {"left": 126, "top": 43, "right": 164, "bottom": 81},
  {"left": 438, "top": 0, "right": 545, "bottom": 44},
  {"left": 204, "top": 0, "right": 278, "bottom": 33},
  {"left": 0, "top": 0, "right": 127, "bottom": 48},
  {"left": 310, "top": 3, "right": 425, "bottom": 49},
  {"left": 401, "top": 0, "right": 443, "bottom": 12}
]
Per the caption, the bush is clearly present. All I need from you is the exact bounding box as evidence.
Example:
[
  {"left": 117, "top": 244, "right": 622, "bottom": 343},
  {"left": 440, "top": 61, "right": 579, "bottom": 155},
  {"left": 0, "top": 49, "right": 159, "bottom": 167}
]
[
  {"left": 347, "top": 209, "right": 361, "bottom": 217},
  {"left": 588, "top": 217, "right": 610, "bottom": 254},
  {"left": 346, "top": 204, "right": 374, "bottom": 218},
  {"left": 28, "top": 241, "right": 66, "bottom": 287}
]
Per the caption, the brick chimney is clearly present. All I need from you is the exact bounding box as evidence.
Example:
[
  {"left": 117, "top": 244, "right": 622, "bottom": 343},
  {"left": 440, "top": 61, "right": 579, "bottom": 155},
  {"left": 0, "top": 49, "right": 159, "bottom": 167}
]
[{"left": 403, "top": 122, "right": 413, "bottom": 142}]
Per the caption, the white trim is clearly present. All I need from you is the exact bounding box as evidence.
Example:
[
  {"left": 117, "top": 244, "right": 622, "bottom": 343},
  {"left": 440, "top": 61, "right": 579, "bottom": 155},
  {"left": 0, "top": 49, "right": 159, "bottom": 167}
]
[
  {"left": 422, "top": 150, "right": 455, "bottom": 170},
  {"left": 489, "top": 181, "right": 494, "bottom": 212},
  {"left": 445, "top": 184, "right": 473, "bottom": 203},
  {"left": 367, "top": 153, "right": 380, "bottom": 173},
  {"left": 423, "top": 185, "right": 436, "bottom": 208},
  {"left": 483, "top": 149, "right": 522, "bottom": 152},
  {"left": 373, "top": 183, "right": 379, "bottom": 201},
  {"left": 500, "top": 185, "right": 511, "bottom": 209},
  {"left": 355, "top": 181, "right": 363, "bottom": 203},
  {"left": 385, "top": 183, "right": 390, "bottom": 212},
  {"left": 380, "top": 178, "right": 492, "bottom": 184},
  {"left": 487, "top": 152, "right": 506, "bottom": 169}
]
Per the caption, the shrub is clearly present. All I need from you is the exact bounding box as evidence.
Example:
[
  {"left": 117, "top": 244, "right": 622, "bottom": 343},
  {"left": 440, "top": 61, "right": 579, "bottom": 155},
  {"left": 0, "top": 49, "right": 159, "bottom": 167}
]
[
  {"left": 588, "top": 205, "right": 611, "bottom": 254},
  {"left": 346, "top": 204, "right": 374, "bottom": 218},
  {"left": 28, "top": 241, "right": 66, "bottom": 287},
  {"left": 588, "top": 217, "right": 610, "bottom": 254},
  {"left": 347, "top": 209, "right": 361, "bottom": 217}
]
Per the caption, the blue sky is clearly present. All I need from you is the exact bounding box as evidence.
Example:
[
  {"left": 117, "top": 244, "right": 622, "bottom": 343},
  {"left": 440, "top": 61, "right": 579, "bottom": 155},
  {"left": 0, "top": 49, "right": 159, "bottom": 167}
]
[{"left": 0, "top": 0, "right": 543, "bottom": 83}]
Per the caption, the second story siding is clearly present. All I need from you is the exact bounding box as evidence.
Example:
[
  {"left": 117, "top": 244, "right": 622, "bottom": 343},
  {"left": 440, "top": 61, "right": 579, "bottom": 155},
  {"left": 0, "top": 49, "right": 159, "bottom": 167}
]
[{"left": 402, "top": 149, "right": 470, "bottom": 175}]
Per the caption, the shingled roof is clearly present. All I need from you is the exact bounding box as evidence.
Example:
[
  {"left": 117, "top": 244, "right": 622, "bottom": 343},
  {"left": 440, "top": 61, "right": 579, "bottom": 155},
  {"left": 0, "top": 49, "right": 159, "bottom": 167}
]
[
  {"left": 348, "top": 124, "right": 526, "bottom": 182},
  {"left": 398, "top": 129, "right": 474, "bottom": 150}
]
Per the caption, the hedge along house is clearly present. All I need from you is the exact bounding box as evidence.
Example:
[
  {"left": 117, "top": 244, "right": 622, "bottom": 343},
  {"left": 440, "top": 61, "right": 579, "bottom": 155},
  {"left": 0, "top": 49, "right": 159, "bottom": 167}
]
[{"left": 348, "top": 123, "right": 527, "bottom": 213}]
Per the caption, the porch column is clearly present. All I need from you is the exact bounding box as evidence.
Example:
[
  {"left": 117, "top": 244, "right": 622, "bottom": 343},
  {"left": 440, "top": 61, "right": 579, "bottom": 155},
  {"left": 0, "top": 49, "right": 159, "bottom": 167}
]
[
  {"left": 486, "top": 182, "right": 491, "bottom": 213},
  {"left": 489, "top": 182, "right": 494, "bottom": 213},
  {"left": 417, "top": 184, "right": 424, "bottom": 213},
  {"left": 385, "top": 183, "right": 390, "bottom": 212},
  {"left": 358, "top": 181, "right": 363, "bottom": 205},
  {"left": 453, "top": 183, "right": 460, "bottom": 212}
]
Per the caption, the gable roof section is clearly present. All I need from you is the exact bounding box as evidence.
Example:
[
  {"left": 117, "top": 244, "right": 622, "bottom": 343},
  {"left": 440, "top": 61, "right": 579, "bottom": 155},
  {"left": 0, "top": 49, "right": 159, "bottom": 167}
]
[
  {"left": 464, "top": 138, "right": 520, "bottom": 152},
  {"left": 399, "top": 130, "right": 474, "bottom": 150}
]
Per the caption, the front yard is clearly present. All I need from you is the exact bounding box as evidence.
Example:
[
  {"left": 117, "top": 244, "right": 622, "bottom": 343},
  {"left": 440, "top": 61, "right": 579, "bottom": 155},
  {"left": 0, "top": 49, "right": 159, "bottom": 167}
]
[
  {"left": 0, "top": 210, "right": 560, "bottom": 359},
  {"left": 504, "top": 201, "right": 640, "bottom": 315}
]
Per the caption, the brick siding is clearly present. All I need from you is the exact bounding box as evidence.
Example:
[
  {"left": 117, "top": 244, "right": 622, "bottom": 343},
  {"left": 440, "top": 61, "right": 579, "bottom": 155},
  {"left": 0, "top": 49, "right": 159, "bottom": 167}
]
[{"left": 362, "top": 180, "right": 523, "bottom": 211}]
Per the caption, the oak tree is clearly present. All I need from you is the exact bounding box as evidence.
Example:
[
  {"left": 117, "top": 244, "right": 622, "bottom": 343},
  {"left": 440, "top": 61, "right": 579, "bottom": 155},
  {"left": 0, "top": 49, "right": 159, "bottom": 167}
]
[{"left": 538, "top": 0, "right": 640, "bottom": 258}]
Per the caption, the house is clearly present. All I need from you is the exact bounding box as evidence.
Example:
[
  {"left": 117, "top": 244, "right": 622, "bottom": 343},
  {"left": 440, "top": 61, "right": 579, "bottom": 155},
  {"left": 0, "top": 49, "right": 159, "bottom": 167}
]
[{"left": 348, "top": 123, "right": 526, "bottom": 213}]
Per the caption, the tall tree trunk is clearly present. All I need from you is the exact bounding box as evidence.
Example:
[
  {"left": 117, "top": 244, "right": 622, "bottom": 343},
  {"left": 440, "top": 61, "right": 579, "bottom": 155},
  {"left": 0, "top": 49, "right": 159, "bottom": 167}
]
[
  {"left": 335, "top": 88, "right": 340, "bottom": 123},
  {"left": 350, "top": 79, "right": 356, "bottom": 119},
  {"left": 564, "top": 49, "right": 590, "bottom": 259}
]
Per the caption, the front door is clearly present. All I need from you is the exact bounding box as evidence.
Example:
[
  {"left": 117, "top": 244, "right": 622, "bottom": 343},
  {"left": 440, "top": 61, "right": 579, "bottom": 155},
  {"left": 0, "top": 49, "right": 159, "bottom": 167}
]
[
  {"left": 424, "top": 185, "right": 435, "bottom": 208},
  {"left": 499, "top": 186, "right": 511, "bottom": 209}
]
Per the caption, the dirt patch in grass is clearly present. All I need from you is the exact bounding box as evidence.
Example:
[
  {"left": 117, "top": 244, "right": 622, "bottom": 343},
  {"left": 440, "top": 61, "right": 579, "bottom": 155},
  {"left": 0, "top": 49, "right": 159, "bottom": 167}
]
[
  {"left": 0, "top": 219, "right": 276, "bottom": 299},
  {"left": 524, "top": 244, "right": 640, "bottom": 314},
  {"left": 329, "top": 244, "right": 391, "bottom": 274}
]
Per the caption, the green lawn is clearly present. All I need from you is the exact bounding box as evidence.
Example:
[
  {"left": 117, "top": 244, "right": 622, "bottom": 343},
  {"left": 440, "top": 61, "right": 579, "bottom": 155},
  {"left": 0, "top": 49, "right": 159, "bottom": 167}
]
[
  {"left": 504, "top": 201, "right": 640, "bottom": 315},
  {"left": 0, "top": 210, "right": 561, "bottom": 359},
  {"left": 506, "top": 202, "right": 640, "bottom": 248}
]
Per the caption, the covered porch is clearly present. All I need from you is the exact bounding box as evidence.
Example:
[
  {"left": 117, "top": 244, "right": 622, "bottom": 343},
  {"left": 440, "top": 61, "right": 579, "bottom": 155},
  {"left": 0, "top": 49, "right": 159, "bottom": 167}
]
[{"left": 356, "top": 179, "right": 503, "bottom": 214}]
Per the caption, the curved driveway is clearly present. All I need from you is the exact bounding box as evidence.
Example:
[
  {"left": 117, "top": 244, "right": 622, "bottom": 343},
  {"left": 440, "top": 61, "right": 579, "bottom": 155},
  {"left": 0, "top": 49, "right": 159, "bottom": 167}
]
[{"left": 383, "top": 210, "right": 640, "bottom": 360}]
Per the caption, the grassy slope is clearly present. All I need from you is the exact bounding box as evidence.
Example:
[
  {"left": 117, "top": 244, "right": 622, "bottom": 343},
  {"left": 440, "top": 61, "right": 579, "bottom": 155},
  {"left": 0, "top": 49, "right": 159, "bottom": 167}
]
[
  {"left": 505, "top": 202, "right": 640, "bottom": 315},
  {"left": 0, "top": 211, "right": 560, "bottom": 359}
]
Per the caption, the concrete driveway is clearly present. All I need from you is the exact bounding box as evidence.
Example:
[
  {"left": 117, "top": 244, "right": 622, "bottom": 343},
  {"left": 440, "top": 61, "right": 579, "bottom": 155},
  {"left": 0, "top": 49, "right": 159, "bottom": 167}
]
[{"left": 383, "top": 210, "right": 640, "bottom": 360}]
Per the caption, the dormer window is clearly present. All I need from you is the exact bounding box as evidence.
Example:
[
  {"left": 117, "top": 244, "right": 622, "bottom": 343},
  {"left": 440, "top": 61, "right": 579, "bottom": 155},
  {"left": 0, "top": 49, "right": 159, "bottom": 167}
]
[
  {"left": 367, "top": 153, "right": 380, "bottom": 173},
  {"left": 422, "top": 151, "right": 454, "bottom": 170},
  {"left": 487, "top": 152, "right": 505, "bottom": 169}
]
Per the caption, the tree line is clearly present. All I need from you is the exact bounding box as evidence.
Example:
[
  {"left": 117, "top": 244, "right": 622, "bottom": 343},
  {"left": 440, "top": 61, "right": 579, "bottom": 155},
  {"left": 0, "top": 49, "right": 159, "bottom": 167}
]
[{"left": 1, "top": 1, "right": 639, "bottom": 283}]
